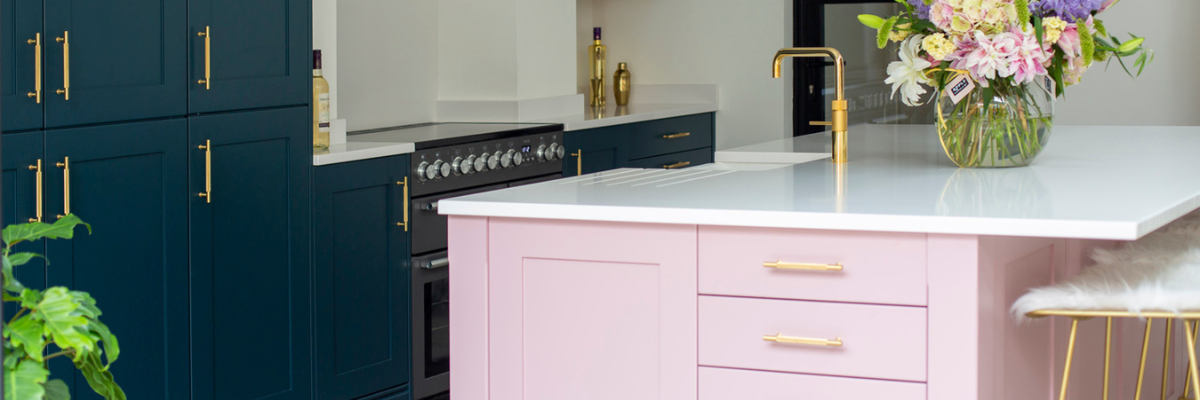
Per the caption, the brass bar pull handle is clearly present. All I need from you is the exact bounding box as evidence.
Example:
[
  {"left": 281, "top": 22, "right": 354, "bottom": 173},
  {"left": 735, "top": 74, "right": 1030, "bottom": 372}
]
[
  {"left": 663, "top": 161, "right": 691, "bottom": 169},
  {"left": 198, "top": 140, "right": 211, "bottom": 202},
  {"left": 27, "top": 33, "right": 41, "bottom": 103},
  {"left": 55, "top": 32, "right": 68, "bottom": 99},
  {"left": 197, "top": 27, "right": 210, "bottom": 89},
  {"left": 571, "top": 150, "right": 582, "bottom": 176},
  {"left": 662, "top": 132, "right": 691, "bottom": 139},
  {"left": 763, "top": 333, "right": 843, "bottom": 347},
  {"left": 763, "top": 260, "right": 844, "bottom": 272},
  {"left": 809, "top": 121, "right": 833, "bottom": 126},
  {"left": 396, "top": 177, "right": 409, "bottom": 231},
  {"left": 55, "top": 158, "right": 69, "bottom": 219},
  {"left": 28, "top": 160, "right": 43, "bottom": 222}
]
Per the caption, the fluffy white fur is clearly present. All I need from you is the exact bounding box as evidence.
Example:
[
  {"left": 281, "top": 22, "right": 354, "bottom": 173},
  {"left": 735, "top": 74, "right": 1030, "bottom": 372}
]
[{"left": 1011, "top": 210, "right": 1200, "bottom": 319}]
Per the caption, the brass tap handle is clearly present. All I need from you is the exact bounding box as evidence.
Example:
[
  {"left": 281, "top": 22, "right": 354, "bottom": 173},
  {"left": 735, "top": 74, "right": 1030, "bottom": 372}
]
[
  {"left": 56, "top": 32, "right": 68, "bottom": 99},
  {"left": 571, "top": 150, "right": 583, "bottom": 176},
  {"left": 396, "top": 178, "right": 409, "bottom": 231},
  {"left": 198, "top": 27, "right": 210, "bottom": 89},
  {"left": 29, "top": 160, "right": 43, "bottom": 223},
  {"left": 198, "top": 140, "right": 212, "bottom": 202},
  {"left": 809, "top": 121, "right": 832, "bottom": 126},
  {"left": 27, "top": 33, "right": 41, "bottom": 103},
  {"left": 56, "top": 158, "right": 69, "bottom": 219},
  {"left": 763, "top": 333, "right": 843, "bottom": 347}
]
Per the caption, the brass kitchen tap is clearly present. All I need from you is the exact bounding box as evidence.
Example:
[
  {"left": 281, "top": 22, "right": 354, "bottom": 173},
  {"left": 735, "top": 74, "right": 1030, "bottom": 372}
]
[{"left": 773, "top": 48, "right": 848, "bottom": 163}]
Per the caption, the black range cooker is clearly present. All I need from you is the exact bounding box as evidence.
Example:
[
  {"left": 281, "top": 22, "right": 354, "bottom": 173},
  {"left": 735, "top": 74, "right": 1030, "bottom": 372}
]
[{"left": 350, "top": 123, "right": 566, "bottom": 399}]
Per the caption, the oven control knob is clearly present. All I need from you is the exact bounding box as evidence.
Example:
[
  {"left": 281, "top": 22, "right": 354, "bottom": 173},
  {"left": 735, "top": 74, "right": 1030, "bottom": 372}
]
[
  {"left": 536, "top": 145, "right": 548, "bottom": 161},
  {"left": 489, "top": 152, "right": 502, "bottom": 170},
  {"left": 547, "top": 143, "right": 560, "bottom": 161},
  {"left": 513, "top": 152, "right": 524, "bottom": 166},
  {"left": 427, "top": 160, "right": 444, "bottom": 180},
  {"left": 501, "top": 150, "right": 514, "bottom": 168},
  {"left": 464, "top": 155, "right": 477, "bottom": 174},
  {"left": 555, "top": 144, "right": 566, "bottom": 160},
  {"left": 439, "top": 160, "right": 453, "bottom": 178},
  {"left": 416, "top": 162, "right": 431, "bottom": 181},
  {"left": 477, "top": 153, "right": 491, "bottom": 171},
  {"left": 451, "top": 157, "right": 465, "bottom": 176}
]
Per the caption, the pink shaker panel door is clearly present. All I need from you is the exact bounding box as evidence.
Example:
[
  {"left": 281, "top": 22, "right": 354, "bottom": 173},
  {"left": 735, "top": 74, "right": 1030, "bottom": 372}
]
[
  {"left": 487, "top": 218, "right": 698, "bottom": 400},
  {"left": 699, "top": 226, "right": 927, "bottom": 306},
  {"left": 699, "top": 367, "right": 927, "bottom": 400},
  {"left": 699, "top": 295, "right": 927, "bottom": 382},
  {"left": 448, "top": 216, "right": 492, "bottom": 400}
]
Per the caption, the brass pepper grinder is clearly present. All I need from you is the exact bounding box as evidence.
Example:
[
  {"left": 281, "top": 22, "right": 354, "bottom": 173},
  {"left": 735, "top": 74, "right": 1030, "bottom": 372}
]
[{"left": 614, "top": 62, "right": 631, "bottom": 106}]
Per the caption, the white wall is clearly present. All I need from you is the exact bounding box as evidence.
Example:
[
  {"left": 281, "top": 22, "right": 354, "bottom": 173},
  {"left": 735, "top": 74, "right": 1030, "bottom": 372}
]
[
  {"left": 583, "top": 0, "right": 794, "bottom": 150},
  {"left": 1055, "top": 0, "right": 1200, "bottom": 126}
]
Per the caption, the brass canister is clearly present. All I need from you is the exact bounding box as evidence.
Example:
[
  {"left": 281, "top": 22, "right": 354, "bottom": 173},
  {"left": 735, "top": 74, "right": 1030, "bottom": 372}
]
[{"left": 614, "top": 62, "right": 631, "bottom": 106}]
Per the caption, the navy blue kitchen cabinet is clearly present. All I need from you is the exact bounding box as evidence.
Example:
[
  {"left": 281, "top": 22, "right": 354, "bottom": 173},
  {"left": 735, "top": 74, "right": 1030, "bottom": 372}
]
[
  {"left": 43, "top": 0, "right": 187, "bottom": 128},
  {"left": 1, "top": 131, "right": 47, "bottom": 315},
  {"left": 189, "top": 107, "right": 312, "bottom": 400},
  {"left": 314, "top": 155, "right": 412, "bottom": 400},
  {"left": 188, "top": 0, "right": 310, "bottom": 113},
  {"left": 43, "top": 119, "right": 189, "bottom": 400},
  {"left": 360, "top": 386, "right": 413, "bottom": 400},
  {"left": 1, "top": 0, "right": 44, "bottom": 132},
  {"left": 563, "top": 112, "right": 715, "bottom": 176}
]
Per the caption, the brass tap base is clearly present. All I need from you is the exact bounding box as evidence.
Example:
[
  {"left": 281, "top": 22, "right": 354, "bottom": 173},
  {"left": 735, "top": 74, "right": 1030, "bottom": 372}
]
[{"left": 832, "top": 131, "right": 848, "bottom": 164}]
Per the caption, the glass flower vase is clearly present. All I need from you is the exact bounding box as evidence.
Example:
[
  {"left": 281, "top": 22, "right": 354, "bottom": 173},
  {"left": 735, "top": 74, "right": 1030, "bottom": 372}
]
[{"left": 934, "top": 80, "right": 1055, "bottom": 168}]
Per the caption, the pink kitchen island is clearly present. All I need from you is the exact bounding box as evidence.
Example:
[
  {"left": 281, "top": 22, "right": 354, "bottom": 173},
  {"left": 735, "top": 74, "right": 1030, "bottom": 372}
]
[{"left": 440, "top": 125, "right": 1200, "bottom": 400}]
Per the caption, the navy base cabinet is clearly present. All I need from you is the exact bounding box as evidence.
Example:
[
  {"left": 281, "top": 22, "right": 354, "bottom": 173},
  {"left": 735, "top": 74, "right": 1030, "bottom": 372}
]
[
  {"left": 563, "top": 112, "right": 715, "bottom": 176},
  {"left": 189, "top": 107, "right": 312, "bottom": 400},
  {"left": 43, "top": 119, "right": 189, "bottom": 400},
  {"left": 314, "top": 155, "right": 412, "bottom": 400}
]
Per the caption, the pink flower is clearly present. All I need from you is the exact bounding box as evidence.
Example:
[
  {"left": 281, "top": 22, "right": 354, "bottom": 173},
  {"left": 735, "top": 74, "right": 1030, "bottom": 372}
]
[
  {"left": 1057, "top": 23, "right": 1082, "bottom": 57},
  {"left": 957, "top": 31, "right": 1019, "bottom": 82},
  {"left": 1007, "top": 27, "right": 1051, "bottom": 84},
  {"left": 1099, "top": 0, "right": 1120, "bottom": 12}
]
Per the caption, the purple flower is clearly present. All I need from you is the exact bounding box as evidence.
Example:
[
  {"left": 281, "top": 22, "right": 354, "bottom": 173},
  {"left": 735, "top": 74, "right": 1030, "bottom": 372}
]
[
  {"left": 908, "top": 0, "right": 932, "bottom": 19},
  {"left": 1031, "top": 0, "right": 1104, "bottom": 21}
]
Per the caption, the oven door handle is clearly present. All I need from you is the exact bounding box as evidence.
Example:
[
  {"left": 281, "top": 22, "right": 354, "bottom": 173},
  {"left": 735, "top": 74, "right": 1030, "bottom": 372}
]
[{"left": 421, "top": 257, "right": 449, "bottom": 270}]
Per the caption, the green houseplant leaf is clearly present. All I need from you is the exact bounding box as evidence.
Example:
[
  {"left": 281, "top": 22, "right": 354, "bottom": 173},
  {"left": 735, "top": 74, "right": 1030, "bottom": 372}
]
[
  {"left": 37, "top": 287, "right": 96, "bottom": 361},
  {"left": 5, "top": 316, "right": 46, "bottom": 362},
  {"left": 4, "top": 360, "right": 48, "bottom": 400},
  {"left": 75, "top": 352, "right": 126, "bottom": 400},
  {"left": 43, "top": 380, "right": 70, "bottom": 400}
]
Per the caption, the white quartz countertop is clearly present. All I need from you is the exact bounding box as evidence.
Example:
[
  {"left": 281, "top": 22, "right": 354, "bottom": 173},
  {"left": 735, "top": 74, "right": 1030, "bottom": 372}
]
[
  {"left": 440, "top": 125, "right": 1200, "bottom": 240},
  {"left": 312, "top": 141, "right": 416, "bottom": 166},
  {"left": 532, "top": 103, "right": 717, "bottom": 131}
]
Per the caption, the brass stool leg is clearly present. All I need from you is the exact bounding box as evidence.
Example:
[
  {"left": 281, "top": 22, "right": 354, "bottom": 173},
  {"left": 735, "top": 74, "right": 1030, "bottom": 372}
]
[
  {"left": 1105, "top": 317, "right": 1114, "bottom": 400},
  {"left": 1166, "top": 319, "right": 1176, "bottom": 400},
  {"left": 1139, "top": 318, "right": 1156, "bottom": 400},
  {"left": 1061, "top": 318, "right": 1081, "bottom": 400},
  {"left": 1185, "top": 321, "right": 1200, "bottom": 400},
  {"left": 1184, "top": 321, "right": 1199, "bottom": 400}
]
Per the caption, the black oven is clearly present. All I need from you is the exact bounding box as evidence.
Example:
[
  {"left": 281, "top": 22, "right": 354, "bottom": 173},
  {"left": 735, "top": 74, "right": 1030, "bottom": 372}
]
[{"left": 794, "top": 0, "right": 937, "bottom": 136}]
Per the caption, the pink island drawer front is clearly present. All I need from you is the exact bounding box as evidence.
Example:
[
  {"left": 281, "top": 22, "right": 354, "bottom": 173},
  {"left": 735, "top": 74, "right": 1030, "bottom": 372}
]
[
  {"left": 699, "top": 226, "right": 927, "bottom": 306},
  {"left": 699, "top": 367, "right": 926, "bottom": 400},
  {"left": 698, "top": 296, "right": 927, "bottom": 382}
]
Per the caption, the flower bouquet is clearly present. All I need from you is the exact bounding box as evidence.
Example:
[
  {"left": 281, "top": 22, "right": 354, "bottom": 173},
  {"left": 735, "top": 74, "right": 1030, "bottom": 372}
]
[{"left": 859, "top": 0, "right": 1152, "bottom": 167}]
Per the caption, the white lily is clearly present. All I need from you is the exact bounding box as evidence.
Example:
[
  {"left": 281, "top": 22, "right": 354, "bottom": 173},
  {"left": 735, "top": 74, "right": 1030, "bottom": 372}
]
[{"left": 885, "top": 35, "right": 933, "bottom": 106}]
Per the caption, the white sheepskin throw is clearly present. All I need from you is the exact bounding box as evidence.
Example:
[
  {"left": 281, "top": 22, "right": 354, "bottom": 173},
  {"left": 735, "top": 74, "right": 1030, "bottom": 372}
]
[{"left": 1011, "top": 210, "right": 1200, "bottom": 319}]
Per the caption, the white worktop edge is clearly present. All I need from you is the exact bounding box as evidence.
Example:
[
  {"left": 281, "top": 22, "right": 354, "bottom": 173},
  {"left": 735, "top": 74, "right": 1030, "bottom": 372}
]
[
  {"left": 534, "top": 103, "right": 718, "bottom": 131},
  {"left": 312, "top": 142, "right": 416, "bottom": 166}
]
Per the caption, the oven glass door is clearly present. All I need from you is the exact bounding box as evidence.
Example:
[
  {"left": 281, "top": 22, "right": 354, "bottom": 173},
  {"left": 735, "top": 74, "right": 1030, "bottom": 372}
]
[
  {"left": 412, "top": 251, "right": 450, "bottom": 399},
  {"left": 795, "top": 1, "right": 937, "bottom": 135}
]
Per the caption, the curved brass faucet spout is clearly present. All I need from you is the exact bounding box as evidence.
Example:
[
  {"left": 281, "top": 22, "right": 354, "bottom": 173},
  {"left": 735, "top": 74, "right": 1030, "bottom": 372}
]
[{"left": 772, "top": 47, "right": 848, "bottom": 163}]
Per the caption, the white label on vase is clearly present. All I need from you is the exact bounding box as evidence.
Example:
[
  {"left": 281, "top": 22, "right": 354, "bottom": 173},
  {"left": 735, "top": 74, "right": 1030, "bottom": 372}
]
[
  {"left": 1042, "top": 76, "right": 1057, "bottom": 98},
  {"left": 948, "top": 75, "right": 976, "bottom": 104}
]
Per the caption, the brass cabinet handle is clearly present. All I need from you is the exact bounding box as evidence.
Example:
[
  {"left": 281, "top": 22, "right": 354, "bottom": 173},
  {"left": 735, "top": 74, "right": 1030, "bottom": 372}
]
[
  {"left": 55, "top": 158, "right": 69, "bottom": 219},
  {"left": 662, "top": 132, "right": 691, "bottom": 139},
  {"left": 27, "top": 33, "right": 41, "bottom": 103},
  {"left": 763, "top": 333, "right": 843, "bottom": 347},
  {"left": 198, "top": 140, "right": 211, "bottom": 202},
  {"left": 663, "top": 161, "right": 691, "bottom": 169},
  {"left": 571, "top": 150, "right": 582, "bottom": 176},
  {"left": 396, "top": 177, "right": 409, "bottom": 231},
  {"left": 763, "top": 260, "right": 843, "bottom": 272},
  {"left": 28, "top": 160, "right": 43, "bottom": 222},
  {"left": 55, "top": 32, "right": 68, "bottom": 99},
  {"left": 197, "top": 27, "right": 210, "bottom": 89}
]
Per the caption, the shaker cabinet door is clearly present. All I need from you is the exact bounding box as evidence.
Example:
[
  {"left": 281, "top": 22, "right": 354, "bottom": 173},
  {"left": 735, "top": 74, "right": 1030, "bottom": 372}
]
[
  {"left": 188, "top": 107, "right": 311, "bottom": 400},
  {"left": 563, "top": 125, "right": 629, "bottom": 176},
  {"left": 188, "top": 0, "right": 310, "bottom": 113},
  {"left": 313, "top": 155, "right": 412, "bottom": 400},
  {"left": 43, "top": 119, "right": 189, "bottom": 400},
  {"left": 1, "top": 131, "right": 47, "bottom": 317},
  {"left": 43, "top": 0, "right": 187, "bottom": 128},
  {"left": 0, "top": 0, "right": 45, "bottom": 132}
]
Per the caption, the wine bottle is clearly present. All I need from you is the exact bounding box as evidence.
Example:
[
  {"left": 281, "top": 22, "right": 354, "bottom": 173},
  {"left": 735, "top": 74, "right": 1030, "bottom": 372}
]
[
  {"left": 313, "top": 50, "right": 331, "bottom": 150},
  {"left": 588, "top": 28, "right": 607, "bottom": 107}
]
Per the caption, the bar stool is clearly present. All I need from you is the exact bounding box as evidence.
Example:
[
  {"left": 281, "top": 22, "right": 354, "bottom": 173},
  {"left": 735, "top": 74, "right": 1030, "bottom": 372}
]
[{"left": 1013, "top": 212, "right": 1200, "bottom": 400}]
